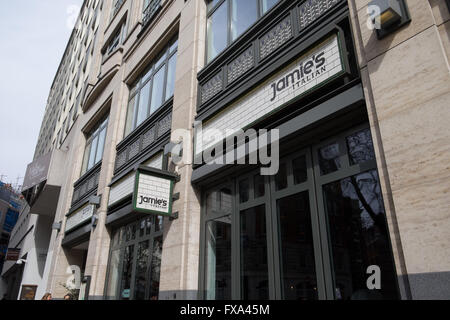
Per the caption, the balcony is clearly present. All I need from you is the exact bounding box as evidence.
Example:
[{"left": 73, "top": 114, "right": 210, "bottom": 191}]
[
  {"left": 71, "top": 162, "right": 102, "bottom": 208},
  {"left": 21, "top": 150, "right": 66, "bottom": 216}
]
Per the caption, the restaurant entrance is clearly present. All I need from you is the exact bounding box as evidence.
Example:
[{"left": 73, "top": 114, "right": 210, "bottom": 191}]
[{"left": 200, "top": 124, "right": 400, "bottom": 300}]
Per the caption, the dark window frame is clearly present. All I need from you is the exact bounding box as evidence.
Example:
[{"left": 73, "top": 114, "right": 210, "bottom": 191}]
[
  {"left": 104, "top": 215, "right": 165, "bottom": 300},
  {"left": 124, "top": 36, "right": 178, "bottom": 139},
  {"left": 81, "top": 115, "right": 109, "bottom": 176},
  {"left": 198, "top": 124, "right": 400, "bottom": 300},
  {"left": 205, "top": 0, "right": 279, "bottom": 64}
]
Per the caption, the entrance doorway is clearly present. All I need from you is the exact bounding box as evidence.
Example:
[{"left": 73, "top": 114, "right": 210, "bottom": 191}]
[{"left": 201, "top": 124, "right": 399, "bottom": 300}]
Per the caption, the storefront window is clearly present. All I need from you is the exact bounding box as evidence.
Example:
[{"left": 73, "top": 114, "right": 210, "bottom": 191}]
[
  {"left": 200, "top": 126, "right": 399, "bottom": 300},
  {"left": 323, "top": 170, "right": 398, "bottom": 300},
  {"left": 206, "top": 0, "right": 280, "bottom": 63},
  {"left": 205, "top": 217, "right": 232, "bottom": 300},
  {"left": 105, "top": 216, "right": 164, "bottom": 300},
  {"left": 124, "top": 37, "right": 178, "bottom": 138},
  {"left": 240, "top": 205, "right": 268, "bottom": 300}
]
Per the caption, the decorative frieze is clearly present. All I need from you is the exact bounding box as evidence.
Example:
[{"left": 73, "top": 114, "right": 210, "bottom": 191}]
[
  {"left": 298, "top": 0, "right": 341, "bottom": 31},
  {"left": 259, "top": 16, "right": 293, "bottom": 60},
  {"left": 115, "top": 111, "right": 172, "bottom": 173},
  {"left": 201, "top": 73, "right": 223, "bottom": 104},
  {"left": 228, "top": 47, "right": 254, "bottom": 84}
]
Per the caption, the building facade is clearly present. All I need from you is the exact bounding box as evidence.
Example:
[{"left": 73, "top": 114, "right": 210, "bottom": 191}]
[{"left": 18, "top": 0, "right": 450, "bottom": 300}]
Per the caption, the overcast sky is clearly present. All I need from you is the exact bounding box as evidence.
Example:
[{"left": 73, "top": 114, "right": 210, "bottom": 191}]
[{"left": 0, "top": 0, "right": 83, "bottom": 189}]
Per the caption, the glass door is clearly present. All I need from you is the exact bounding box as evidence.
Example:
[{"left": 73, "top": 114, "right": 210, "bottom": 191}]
[{"left": 313, "top": 125, "right": 399, "bottom": 300}]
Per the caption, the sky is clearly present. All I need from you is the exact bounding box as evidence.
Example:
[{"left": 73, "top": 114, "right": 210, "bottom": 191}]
[{"left": 0, "top": 0, "right": 83, "bottom": 190}]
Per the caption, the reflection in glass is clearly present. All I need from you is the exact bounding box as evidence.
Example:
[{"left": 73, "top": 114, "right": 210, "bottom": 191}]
[
  {"left": 277, "top": 192, "right": 318, "bottom": 300},
  {"left": 262, "top": 0, "right": 279, "bottom": 14},
  {"left": 240, "top": 205, "right": 269, "bottom": 300},
  {"left": 149, "top": 236, "right": 163, "bottom": 300},
  {"left": 323, "top": 170, "right": 399, "bottom": 300},
  {"left": 219, "top": 187, "right": 232, "bottom": 214},
  {"left": 239, "top": 179, "right": 250, "bottom": 203},
  {"left": 319, "top": 143, "right": 341, "bottom": 175},
  {"left": 136, "top": 81, "right": 151, "bottom": 128},
  {"left": 207, "top": 2, "right": 228, "bottom": 63},
  {"left": 231, "top": 0, "right": 258, "bottom": 41},
  {"left": 165, "top": 54, "right": 177, "bottom": 101},
  {"left": 134, "top": 241, "right": 150, "bottom": 300},
  {"left": 275, "top": 163, "right": 287, "bottom": 191},
  {"left": 94, "top": 127, "right": 106, "bottom": 164},
  {"left": 346, "top": 129, "right": 375, "bottom": 165},
  {"left": 119, "top": 245, "right": 134, "bottom": 300},
  {"left": 205, "top": 217, "right": 232, "bottom": 300},
  {"left": 254, "top": 174, "right": 265, "bottom": 199},
  {"left": 292, "top": 156, "right": 307, "bottom": 185},
  {"left": 150, "top": 67, "right": 166, "bottom": 114},
  {"left": 125, "top": 95, "right": 137, "bottom": 137},
  {"left": 105, "top": 249, "right": 120, "bottom": 300}
]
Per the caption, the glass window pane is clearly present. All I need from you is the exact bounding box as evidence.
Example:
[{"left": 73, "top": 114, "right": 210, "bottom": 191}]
[
  {"left": 254, "top": 174, "right": 265, "bottom": 198},
  {"left": 150, "top": 67, "right": 166, "bottom": 114},
  {"left": 205, "top": 216, "right": 232, "bottom": 300},
  {"left": 219, "top": 187, "right": 232, "bottom": 214},
  {"left": 155, "top": 216, "right": 163, "bottom": 232},
  {"left": 165, "top": 53, "right": 177, "bottom": 101},
  {"left": 323, "top": 170, "right": 399, "bottom": 300},
  {"left": 277, "top": 192, "right": 318, "bottom": 300},
  {"left": 169, "top": 38, "right": 178, "bottom": 53},
  {"left": 262, "top": 0, "right": 278, "bottom": 14},
  {"left": 139, "top": 219, "right": 146, "bottom": 238},
  {"left": 207, "top": 2, "right": 228, "bottom": 63},
  {"left": 81, "top": 142, "right": 91, "bottom": 174},
  {"left": 87, "top": 135, "right": 98, "bottom": 171},
  {"left": 239, "top": 178, "right": 250, "bottom": 203},
  {"left": 240, "top": 205, "right": 269, "bottom": 300},
  {"left": 94, "top": 127, "right": 107, "bottom": 164},
  {"left": 149, "top": 236, "right": 163, "bottom": 300},
  {"left": 275, "top": 163, "right": 288, "bottom": 191},
  {"left": 319, "top": 142, "right": 341, "bottom": 175},
  {"left": 136, "top": 81, "right": 151, "bottom": 127},
  {"left": 155, "top": 51, "right": 167, "bottom": 70},
  {"left": 119, "top": 245, "right": 134, "bottom": 300},
  {"left": 125, "top": 95, "right": 137, "bottom": 137},
  {"left": 146, "top": 217, "right": 153, "bottom": 235},
  {"left": 231, "top": 0, "right": 258, "bottom": 41},
  {"left": 142, "top": 63, "right": 154, "bottom": 84},
  {"left": 292, "top": 155, "right": 307, "bottom": 185},
  {"left": 134, "top": 241, "right": 150, "bottom": 300},
  {"left": 346, "top": 129, "right": 375, "bottom": 166},
  {"left": 105, "top": 249, "right": 120, "bottom": 300},
  {"left": 207, "top": 0, "right": 221, "bottom": 12}
]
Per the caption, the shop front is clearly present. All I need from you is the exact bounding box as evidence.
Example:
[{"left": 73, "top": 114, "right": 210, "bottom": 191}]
[{"left": 193, "top": 0, "right": 400, "bottom": 300}]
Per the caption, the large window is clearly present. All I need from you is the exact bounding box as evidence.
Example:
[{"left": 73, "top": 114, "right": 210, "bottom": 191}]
[
  {"left": 124, "top": 37, "right": 178, "bottom": 137},
  {"left": 206, "top": 0, "right": 279, "bottom": 63},
  {"left": 81, "top": 116, "right": 108, "bottom": 175},
  {"left": 105, "top": 216, "right": 164, "bottom": 300},
  {"left": 201, "top": 126, "right": 400, "bottom": 300}
]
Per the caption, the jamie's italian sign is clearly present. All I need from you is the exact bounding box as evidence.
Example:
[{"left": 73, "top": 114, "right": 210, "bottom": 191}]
[{"left": 132, "top": 167, "right": 176, "bottom": 217}]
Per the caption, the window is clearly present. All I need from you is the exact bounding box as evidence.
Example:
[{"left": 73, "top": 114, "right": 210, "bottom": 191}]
[
  {"left": 105, "top": 23, "right": 124, "bottom": 56},
  {"left": 124, "top": 37, "right": 178, "bottom": 137},
  {"left": 105, "top": 216, "right": 164, "bottom": 300},
  {"left": 206, "top": 0, "right": 279, "bottom": 63},
  {"left": 200, "top": 126, "right": 399, "bottom": 300},
  {"left": 81, "top": 116, "right": 108, "bottom": 175}
]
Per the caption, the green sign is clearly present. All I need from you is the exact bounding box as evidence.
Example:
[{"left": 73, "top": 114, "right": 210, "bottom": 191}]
[{"left": 132, "top": 167, "right": 176, "bottom": 217}]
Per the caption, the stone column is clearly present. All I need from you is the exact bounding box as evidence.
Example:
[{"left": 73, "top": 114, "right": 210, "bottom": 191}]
[
  {"left": 349, "top": 0, "right": 450, "bottom": 299},
  {"left": 158, "top": 0, "right": 206, "bottom": 300}
]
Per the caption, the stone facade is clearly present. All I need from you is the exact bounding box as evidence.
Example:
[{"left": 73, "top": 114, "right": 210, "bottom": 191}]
[{"left": 20, "top": 0, "right": 450, "bottom": 300}]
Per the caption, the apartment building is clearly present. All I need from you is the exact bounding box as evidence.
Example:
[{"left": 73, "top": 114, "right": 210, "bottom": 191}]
[{"left": 19, "top": 0, "right": 450, "bottom": 300}]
